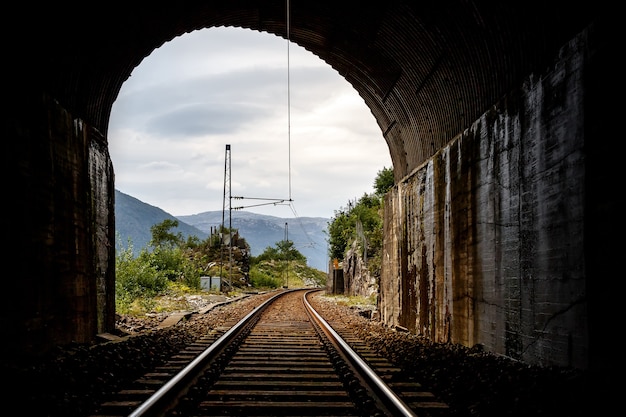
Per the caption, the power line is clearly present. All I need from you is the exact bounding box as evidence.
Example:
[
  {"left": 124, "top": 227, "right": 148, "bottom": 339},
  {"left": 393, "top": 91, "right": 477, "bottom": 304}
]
[
  {"left": 231, "top": 196, "right": 289, "bottom": 210},
  {"left": 286, "top": 0, "right": 292, "bottom": 201},
  {"left": 230, "top": 1, "right": 294, "bottom": 213}
]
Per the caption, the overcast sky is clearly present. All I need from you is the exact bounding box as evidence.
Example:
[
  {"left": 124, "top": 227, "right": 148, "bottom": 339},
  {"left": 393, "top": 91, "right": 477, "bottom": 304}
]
[{"left": 108, "top": 26, "right": 392, "bottom": 220}]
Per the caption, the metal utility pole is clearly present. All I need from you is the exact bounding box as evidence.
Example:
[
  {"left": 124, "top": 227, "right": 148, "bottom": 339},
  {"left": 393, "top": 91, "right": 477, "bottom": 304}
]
[
  {"left": 221, "top": 144, "right": 233, "bottom": 290},
  {"left": 284, "top": 222, "right": 289, "bottom": 288}
]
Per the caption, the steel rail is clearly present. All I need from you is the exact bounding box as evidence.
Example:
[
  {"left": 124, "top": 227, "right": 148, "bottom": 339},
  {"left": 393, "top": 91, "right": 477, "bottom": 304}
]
[
  {"left": 303, "top": 289, "right": 418, "bottom": 417},
  {"left": 128, "top": 288, "right": 417, "bottom": 416},
  {"left": 128, "top": 289, "right": 292, "bottom": 417}
]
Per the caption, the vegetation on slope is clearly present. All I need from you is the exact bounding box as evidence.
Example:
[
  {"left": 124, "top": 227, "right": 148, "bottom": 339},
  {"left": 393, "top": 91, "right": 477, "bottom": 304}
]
[
  {"left": 115, "top": 166, "right": 392, "bottom": 316},
  {"left": 115, "top": 219, "right": 326, "bottom": 315},
  {"left": 326, "top": 166, "right": 394, "bottom": 279}
]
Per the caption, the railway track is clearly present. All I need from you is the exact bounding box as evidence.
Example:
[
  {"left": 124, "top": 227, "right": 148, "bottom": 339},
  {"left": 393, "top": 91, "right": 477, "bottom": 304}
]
[{"left": 90, "top": 289, "right": 449, "bottom": 416}]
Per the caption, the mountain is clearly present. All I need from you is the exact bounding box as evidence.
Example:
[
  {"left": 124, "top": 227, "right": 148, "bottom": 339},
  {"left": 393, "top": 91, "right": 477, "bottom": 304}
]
[
  {"left": 115, "top": 189, "right": 330, "bottom": 271},
  {"left": 178, "top": 211, "right": 330, "bottom": 272},
  {"left": 114, "top": 189, "right": 209, "bottom": 252}
]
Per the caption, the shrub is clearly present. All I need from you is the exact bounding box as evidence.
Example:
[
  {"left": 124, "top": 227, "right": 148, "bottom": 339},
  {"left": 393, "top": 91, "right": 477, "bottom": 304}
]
[
  {"left": 115, "top": 246, "right": 169, "bottom": 314},
  {"left": 249, "top": 268, "right": 282, "bottom": 289}
]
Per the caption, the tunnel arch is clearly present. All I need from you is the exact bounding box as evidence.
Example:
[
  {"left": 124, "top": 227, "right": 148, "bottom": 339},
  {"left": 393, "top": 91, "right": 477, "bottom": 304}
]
[
  {"left": 10, "top": 1, "right": 595, "bottom": 180},
  {"left": 5, "top": 1, "right": 608, "bottom": 372},
  {"left": 108, "top": 26, "right": 392, "bottom": 219}
]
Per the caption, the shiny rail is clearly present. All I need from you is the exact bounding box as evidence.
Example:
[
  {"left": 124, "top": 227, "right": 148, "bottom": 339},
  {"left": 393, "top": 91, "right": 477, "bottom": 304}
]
[
  {"left": 98, "top": 289, "right": 445, "bottom": 417},
  {"left": 303, "top": 291, "right": 417, "bottom": 417},
  {"left": 127, "top": 290, "right": 283, "bottom": 417}
]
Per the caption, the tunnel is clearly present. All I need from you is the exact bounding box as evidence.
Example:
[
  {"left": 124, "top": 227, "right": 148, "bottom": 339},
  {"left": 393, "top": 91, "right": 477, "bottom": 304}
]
[{"left": 3, "top": 1, "right": 611, "bottom": 382}]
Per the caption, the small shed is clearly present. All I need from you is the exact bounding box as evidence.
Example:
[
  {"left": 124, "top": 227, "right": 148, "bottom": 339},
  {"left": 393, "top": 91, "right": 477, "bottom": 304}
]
[{"left": 200, "top": 276, "right": 221, "bottom": 291}]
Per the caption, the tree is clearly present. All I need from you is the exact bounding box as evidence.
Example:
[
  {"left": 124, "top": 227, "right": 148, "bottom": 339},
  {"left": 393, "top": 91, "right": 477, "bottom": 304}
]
[
  {"left": 326, "top": 166, "right": 390, "bottom": 267},
  {"left": 374, "top": 166, "right": 394, "bottom": 196},
  {"left": 255, "top": 240, "right": 306, "bottom": 263},
  {"left": 149, "top": 219, "right": 183, "bottom": 248},
  {"left": 250, "top": 239, "right": 324, "bottom": 289},
  {"left": 275, "top": 239, "right": 306, "bottom": 262},
  {"left": 326, "top": 209, "right": 351, "bottom": 261}
]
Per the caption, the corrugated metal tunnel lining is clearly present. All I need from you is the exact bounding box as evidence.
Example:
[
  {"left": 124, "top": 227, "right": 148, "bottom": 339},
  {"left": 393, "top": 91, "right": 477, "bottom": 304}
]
[{"left": 8, "top": 0, "right": 597, "bottom": 179}]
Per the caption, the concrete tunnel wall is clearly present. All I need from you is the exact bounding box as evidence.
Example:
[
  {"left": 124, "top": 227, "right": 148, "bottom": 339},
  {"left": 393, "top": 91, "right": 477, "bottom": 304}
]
[
  {"left": 5, "top": 94, "right": 116, "bottom": 353},
  {"left": 3, "top": 5, "right": 611, "bottom": 378},
  {"left": 380, "top": 27, "right": 589, "bottom": 369}
]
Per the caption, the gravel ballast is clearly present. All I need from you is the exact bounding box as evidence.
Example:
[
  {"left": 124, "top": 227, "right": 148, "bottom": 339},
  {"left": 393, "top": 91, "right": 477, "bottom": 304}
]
[{"left": 3, "top": 290, "right": 593, "bottom": 416}]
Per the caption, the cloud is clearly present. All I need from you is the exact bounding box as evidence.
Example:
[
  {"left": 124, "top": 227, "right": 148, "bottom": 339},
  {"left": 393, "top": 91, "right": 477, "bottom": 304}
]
[
  {"left": 145, "top": 102, "right": 267, "bottom": 137},
  {"left": 108, "top": 26, "right": 391, "bottom": 219}
]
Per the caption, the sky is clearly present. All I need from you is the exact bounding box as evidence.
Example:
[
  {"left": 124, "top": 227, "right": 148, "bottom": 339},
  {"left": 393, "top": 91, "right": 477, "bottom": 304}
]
[{"left": 108, "top": 26, "right": 392, "bottom": 220}]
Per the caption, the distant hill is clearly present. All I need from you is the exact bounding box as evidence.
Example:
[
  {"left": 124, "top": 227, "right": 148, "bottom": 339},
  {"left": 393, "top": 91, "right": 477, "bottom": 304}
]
[
  {"left": 178, "top": 211, "right": 330, "bottom": 272},
  {"left": 115, "top": 190, "right": 330, "bottom": 271},
  {"left": 114, "top": 190, "right": 208, "bottom": 252}
]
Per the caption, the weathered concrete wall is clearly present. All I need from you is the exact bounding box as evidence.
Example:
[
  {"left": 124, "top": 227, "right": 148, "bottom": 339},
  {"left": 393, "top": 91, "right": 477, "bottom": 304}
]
[
  {"left": 380, "top": 28, "right": 589, "bottom": 369},
  {"left": 89, "top": 125, "right": 117, "bottom": 333},
  {"left": 343, "top": 241, "right": 377, "bottom": 298},
  {"left": 5, "top": 93, "right": 116, "bottom": 359}
]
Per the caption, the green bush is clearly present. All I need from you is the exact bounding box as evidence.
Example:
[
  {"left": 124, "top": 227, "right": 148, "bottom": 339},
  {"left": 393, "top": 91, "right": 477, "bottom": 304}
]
[
  {"left": 178, "top": 259, "right": 202, "bottom": 290},
  {"left": 115, "top": 219, "right": 325, "bottom": 315},
  {"left": 249, "top": 268, "right": 282, "bottom": 289},
  {"left": 326, "top": 166, "right": 390, "bottom": 279},
  {"left": 115, "top": 246, "right": 169, "bottom": 314},
  {"left": 146, "top": 246, "right": 184, "bottom": 282}
]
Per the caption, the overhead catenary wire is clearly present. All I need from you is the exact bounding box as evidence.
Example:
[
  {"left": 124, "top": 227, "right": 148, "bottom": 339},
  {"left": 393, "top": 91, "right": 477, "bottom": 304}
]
[
  {"left": 287, "top": 0, "right": 292, "bottom": 202},
  {"left": 212, "top": 3, "right": 326, "bottom": 276},
  {"left": 227, "top": 1, "right": 319, "bottom": 254},
  {"left": 282, "top": 2, "right": 321, "bottom": 253},
  {"left": 234, "top": 0, "right": 292, "bottom": 210}
]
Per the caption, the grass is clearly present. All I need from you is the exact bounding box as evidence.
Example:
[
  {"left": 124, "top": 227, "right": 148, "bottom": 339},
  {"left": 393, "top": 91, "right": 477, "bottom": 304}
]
[{"left": 323, "top": 293, "right": 377, "bottom": 308}]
